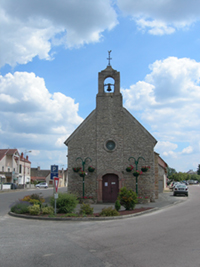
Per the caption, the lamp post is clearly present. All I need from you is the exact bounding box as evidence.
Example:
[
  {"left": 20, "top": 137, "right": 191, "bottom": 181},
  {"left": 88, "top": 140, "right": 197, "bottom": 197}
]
[
  {"left": 128, "top": 156, "right": 145, "bottom": 195},
  {"left": 23, "top": 150, "right": 31, "bottom": 189},
  {"left": 75, "top": 157, "right": 92, "bottom": 198}
]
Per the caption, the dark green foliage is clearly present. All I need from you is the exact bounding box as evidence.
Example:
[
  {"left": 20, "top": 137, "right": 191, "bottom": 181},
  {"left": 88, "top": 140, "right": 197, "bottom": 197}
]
[
  {"left": 197, "top": 164, "right": 200, "bottom": 175},
  {"left": 79, "top": 203, "right": 93, "bottom": 215},
  {"left": 10, "top": 201, "right": 30, "bottom": 214},
  {"left": 50, "top": 193, "right": 78, "bottom": 213},
  {"left": 115, "top": 199, "right": 121, "bottom": 211},
  {"left": 118, "top": 187, "right": 137, "bottom": 210},
  {"left": 30, "top": 193, "right": 41, "bottom": 200},
  {"left": 99, "top": 207, "right": 119, "bottom": 217}
]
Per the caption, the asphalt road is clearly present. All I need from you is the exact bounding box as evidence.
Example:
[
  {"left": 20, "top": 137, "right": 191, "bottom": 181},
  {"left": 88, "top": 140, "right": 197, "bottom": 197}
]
[{"left": 0, "top": 186, "right": 200, "bottom": 267}]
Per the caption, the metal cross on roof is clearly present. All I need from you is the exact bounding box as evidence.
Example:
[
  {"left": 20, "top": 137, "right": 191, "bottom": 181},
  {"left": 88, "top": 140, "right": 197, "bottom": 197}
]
[{"left": 107, "top": 50, "right": 112, "bottom": 66}]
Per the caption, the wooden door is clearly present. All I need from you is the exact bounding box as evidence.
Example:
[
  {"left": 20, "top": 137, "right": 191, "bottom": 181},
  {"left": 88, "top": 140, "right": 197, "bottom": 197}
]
[{"left": 102, "top": 174, "right": 119, "bottom": 203}]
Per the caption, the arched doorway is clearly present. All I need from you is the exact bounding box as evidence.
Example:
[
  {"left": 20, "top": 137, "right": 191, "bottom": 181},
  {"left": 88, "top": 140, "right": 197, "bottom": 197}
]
[{"left": 102, "top": 174, "right": 119, "bottom": 203}]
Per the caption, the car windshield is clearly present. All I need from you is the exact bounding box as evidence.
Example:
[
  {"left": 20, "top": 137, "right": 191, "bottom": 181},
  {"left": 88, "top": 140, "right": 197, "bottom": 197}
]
[{"left": 177, "top": 184, "right": 186, "bottom": 188}]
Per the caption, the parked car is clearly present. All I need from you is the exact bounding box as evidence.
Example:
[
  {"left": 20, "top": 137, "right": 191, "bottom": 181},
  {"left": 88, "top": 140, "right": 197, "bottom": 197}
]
[
  {"left": 35, "top": 182, "right": 48, "bottom": 189},
  {"left": 11, "top": 183, "right": 17, "bottom": 189},
  {"left": 173, "top": 183, "right": 188, "bottom": 196}
]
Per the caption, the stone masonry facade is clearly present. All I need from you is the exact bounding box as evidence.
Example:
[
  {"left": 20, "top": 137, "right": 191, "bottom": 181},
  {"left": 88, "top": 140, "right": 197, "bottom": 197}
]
[{"left": 65, "top": 65, "right": 157, "bottom": 203}]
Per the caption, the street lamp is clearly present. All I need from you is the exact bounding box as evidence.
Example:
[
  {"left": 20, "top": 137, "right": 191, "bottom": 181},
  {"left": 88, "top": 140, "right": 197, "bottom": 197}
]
[
  {"left": 75, "top": 157, "right": 92, "bottom": 198},
  {"left": 128, "top": 156, "right": 145, "bottom": 195},
  {"left": 23, "top": 150, "right": 32, "bottom": 189}
]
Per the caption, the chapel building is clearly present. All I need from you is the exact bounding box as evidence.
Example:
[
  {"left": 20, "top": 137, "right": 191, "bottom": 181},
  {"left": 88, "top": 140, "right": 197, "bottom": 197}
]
[{"left": 64, "top": 59, "right": 157, "bottom": 203}]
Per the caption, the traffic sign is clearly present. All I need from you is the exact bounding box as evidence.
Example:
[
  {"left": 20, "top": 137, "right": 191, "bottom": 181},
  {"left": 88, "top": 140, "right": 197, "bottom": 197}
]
[
  {"left": 54, "top": 177, "right": 59, "bottom": 193},
  {"left": 51, "top": 165, "right": 58, "bottom": 180}
]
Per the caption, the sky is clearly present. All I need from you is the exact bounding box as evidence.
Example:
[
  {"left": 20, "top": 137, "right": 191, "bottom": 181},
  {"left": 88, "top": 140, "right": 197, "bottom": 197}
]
[{"left": 0, "top": 0, "right": 200, "bottom": 172}]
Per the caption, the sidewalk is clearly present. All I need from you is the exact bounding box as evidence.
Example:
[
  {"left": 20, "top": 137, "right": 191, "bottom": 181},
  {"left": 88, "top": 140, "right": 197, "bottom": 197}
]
[{"left": 76, "top": 190, "right": 187, "bottom": 214}]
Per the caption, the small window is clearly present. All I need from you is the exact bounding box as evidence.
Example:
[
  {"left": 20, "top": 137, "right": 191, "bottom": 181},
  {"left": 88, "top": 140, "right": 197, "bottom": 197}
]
[{"left": 106, "top": 140, "right": 116, "bottom": 151}]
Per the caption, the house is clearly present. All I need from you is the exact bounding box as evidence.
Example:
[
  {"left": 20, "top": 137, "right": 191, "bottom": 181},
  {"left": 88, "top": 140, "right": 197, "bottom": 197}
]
[
  {"left": 154, "top": 152, "right": 168, "bottom": 198},
  {"left": 31, "top": 166, "right": 68, "bottom": 187},
  {"left": 0, "top": 149, "right": 31, "bottom": 187},
  {"left": 31, "top": 167, "right": 50, "bottom": 184},
  {"left": 64, "top": 61, "right": 158, "bottom": 203}
]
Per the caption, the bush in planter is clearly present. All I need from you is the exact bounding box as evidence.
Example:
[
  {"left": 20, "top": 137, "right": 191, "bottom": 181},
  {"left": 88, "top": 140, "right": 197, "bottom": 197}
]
[
  {"left": 28, "top": 204, "right": 40, "bottom": 215},
  {"left": 50, "top": 193, "right": 78, "bottom": 213},
  {"left": 41, "top": 206, "right": 54, "bottom": 215},
  {"left": 10, "top": 201, "right": 30, "bottom": 214},
  {"left": 99, "top": 207, "right": 119, "bottom": 217},
  {"left": 79, "top": 203, "right": 94, "bottom": 215},
  {"left": 115, "top": 199, "right": 121, "bottom": 211},
  {"left": 118, "top": 187, "right": 137, "bottom": 210}
]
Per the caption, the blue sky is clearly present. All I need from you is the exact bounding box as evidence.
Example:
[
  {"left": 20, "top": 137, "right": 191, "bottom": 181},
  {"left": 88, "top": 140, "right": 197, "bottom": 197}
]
[{"left": 0, "top": 0, "right": 200, "bottom": 172}]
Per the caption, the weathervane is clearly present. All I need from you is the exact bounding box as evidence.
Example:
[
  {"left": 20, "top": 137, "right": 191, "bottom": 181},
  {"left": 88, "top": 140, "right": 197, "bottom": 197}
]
[{"left": 107, "top": 50, "right": 112, "bottom": 66}]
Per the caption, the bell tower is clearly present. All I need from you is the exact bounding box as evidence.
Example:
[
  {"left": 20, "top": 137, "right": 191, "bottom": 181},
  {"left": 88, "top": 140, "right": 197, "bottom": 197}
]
[{"left": 97, "top": 51, "right": 122, "bottom": 108}]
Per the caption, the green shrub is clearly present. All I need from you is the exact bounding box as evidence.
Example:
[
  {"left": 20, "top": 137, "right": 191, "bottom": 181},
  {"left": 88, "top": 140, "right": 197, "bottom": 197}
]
[
  {"left": 99, "top": 207, "right": 119, "bottom": 217},
  {"left": 29, "top": 199, "right": 41, "bottom": 205},
  {"left": 115, "top": 200, "right": 121, "bottom": 211},
  {"left": 41, "top": 206, "right": 54, "bottom": 215},
  {"left": 30, "top": 193, "right": 41, "bottom": 200},
  {"left": 79, "top": 203, "right": 94, "bottom": 215},
  {"left": 50, "top": 193, "right": 78, "bottom": 213},
  {"left": 28, "top": 205, "right": 40, "bottom": 215},
  {"left": 118, "top": 187, "right": 137, "bottom": 210},
  {"left": 11, "top": 201, "right": 30, "bottom": 214}
]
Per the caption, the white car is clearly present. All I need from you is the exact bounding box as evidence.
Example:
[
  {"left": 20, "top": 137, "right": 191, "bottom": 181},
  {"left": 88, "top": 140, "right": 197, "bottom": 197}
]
[
  {"left": 36, "top": 182, "right": 48, "bottom": 189},
  {"left": 173, "top": 183, "right": 188, "bottom": 196}
]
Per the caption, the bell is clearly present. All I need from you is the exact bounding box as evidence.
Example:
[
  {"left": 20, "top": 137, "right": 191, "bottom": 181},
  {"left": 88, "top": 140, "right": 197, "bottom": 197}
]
[{"left": 107, "top": 83, "right": 112, "bottom": 92}]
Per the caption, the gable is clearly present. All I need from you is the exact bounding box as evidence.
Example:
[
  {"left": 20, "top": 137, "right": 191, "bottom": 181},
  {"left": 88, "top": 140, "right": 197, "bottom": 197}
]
[
  {"left": 123, "top": 107, "right": 157, "bottom": 147},
  {"left": 64, "top": 110, "right": 96, "bottom": 146}
]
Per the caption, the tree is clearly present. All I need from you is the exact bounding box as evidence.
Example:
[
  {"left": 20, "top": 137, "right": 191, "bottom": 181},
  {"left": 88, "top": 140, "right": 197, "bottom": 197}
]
[
  {"left": 197, "top": 164, "right": 200, "bottom": 175},
  {"left": 167, "top": 167, "right": 176, "bottom": 177}
]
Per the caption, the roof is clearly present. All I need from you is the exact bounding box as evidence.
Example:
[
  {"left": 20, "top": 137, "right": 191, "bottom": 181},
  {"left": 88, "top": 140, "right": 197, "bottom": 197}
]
[
  {"left": 64, "top": 110, "right": 96, "bottom": 145},
  {"left": 31, "top": 168, "right": 50, "bottom": 178},
  {"left": 0, "top": 149, "right": 18, "bottom": 161}
]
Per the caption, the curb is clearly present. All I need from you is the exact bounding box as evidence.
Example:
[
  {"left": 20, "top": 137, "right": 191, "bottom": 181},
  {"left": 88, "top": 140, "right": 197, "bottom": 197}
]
[
  {"left": 8, "top": 195, "right": 188, "bottom": 221},
  {"left": 8, "top": 207, "right": 159, "bottom": 221}
]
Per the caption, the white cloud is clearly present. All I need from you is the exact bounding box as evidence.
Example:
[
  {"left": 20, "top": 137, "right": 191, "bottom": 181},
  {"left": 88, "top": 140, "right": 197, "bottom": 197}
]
[
  {"left": 0, "top": 0, "right": 118, "bottom": 67},
  {"left": 181, "top": 146, "right": 193, "bottom": 154},
  {"left": 118, "top": 0, "right": 200, "bottom": 34},
  {"left": 0, "top": 71, "right": 83, "bottom": 155},
  {"left": 122, "top": 56, "right": 200, "bottom": 170}
]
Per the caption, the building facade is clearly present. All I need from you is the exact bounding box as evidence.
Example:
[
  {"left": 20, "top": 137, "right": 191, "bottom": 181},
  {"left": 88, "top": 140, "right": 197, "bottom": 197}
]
[
  {"left": 0, "top": 149, "right": 31, "bottom": 186},
  {"left": 65, "top": 64, "right": 157, "bottom": 203}
]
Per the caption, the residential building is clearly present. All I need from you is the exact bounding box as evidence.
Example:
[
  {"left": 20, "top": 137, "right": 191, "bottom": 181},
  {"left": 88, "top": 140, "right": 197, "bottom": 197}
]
[{"left": 0, "top": 149, "right": 31, "bottom": 185}]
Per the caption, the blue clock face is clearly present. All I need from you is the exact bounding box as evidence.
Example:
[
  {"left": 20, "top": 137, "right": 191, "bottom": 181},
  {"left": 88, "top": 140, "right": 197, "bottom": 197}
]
[{"left": 106, "top": 140, "right": 116, "bottom": 151}]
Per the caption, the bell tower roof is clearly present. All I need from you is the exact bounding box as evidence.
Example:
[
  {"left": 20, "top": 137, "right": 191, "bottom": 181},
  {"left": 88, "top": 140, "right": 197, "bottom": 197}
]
[{"left": 97, "top": 51, "right": 120, "bottom": 96}]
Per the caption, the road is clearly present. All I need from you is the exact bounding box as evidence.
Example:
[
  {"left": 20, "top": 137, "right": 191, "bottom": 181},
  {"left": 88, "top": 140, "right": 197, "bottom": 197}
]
[{"left": 0, "top": 186, "right": 200, "bottom": 267}]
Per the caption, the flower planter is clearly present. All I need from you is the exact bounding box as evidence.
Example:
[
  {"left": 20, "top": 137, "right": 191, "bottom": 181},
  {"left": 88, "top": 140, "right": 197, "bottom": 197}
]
[
  {"left": 126, "top": 168, "right": 132, "bottom": 172},
  {"left": 141, "top": 168, "right": 148, "bottom": 172},
  {"left": 88, "top": 166, "right": 95, "bottom": 172},
  {"left": 73, "top": 167, "right": 81, "bottom": 172}
]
